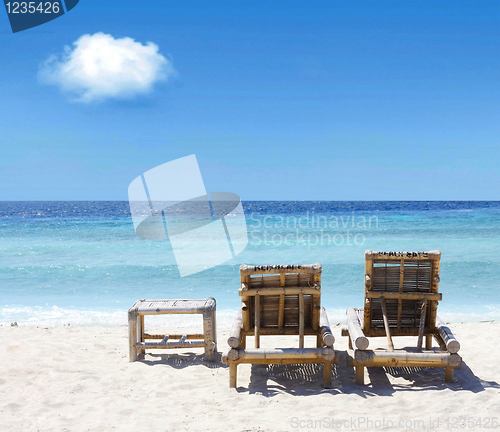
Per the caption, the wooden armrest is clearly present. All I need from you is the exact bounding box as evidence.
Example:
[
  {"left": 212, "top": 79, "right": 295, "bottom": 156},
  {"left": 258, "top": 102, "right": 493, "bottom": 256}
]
[
  {"left": 436, "top": 316, "right": 460, "bottom": 353},
  {"left": 228, "top": 310, "right": 244, "bottom": 348},
  {"left": 319, "top": 307, "right": 335, "bottom": 347},
  {"left": 347, "top": 308, "right": 369, "bottom": 350}
]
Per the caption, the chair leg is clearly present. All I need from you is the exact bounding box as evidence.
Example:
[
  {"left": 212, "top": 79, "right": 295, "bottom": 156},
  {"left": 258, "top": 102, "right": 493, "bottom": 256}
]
[
  {"left": 425, "top": 334, "right": 432, "bottom": 350},
  {"left": 355, "top": 366, "right": 364, "bottom": 385},
  {"left": 229, "top": 363, "right": 238, "bottom": 388},
  {"left": 348, "top": 337, "right": 353, "bottom": 350},
  {"left": 445, "top": 367, "right": 454, "bottom": 383},
  {"left": 324, "top": 362, "right": 332, "bottom": 388}
]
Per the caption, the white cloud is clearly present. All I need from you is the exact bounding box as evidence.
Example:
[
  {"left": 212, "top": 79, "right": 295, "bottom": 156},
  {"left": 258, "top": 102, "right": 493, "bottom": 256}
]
[{"left": 38, "top": 32, "right": 175, "bottom": 103}]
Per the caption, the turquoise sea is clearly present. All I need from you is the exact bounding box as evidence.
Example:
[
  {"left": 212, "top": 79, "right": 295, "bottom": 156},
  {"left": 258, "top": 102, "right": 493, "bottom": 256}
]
[{"left": 1, "top": 201, "right": 499, "bottom": 326}]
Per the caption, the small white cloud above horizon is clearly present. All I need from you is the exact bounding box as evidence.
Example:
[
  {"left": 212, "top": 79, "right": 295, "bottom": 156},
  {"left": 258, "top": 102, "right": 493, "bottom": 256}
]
[{"left": 38, "top": 32, "right": 175, "bottom": 103}]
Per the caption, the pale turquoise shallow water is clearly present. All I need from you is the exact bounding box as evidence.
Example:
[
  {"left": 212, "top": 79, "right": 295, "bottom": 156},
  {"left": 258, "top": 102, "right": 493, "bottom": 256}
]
[{"left": 0, "top": 201, "right": 499, "bottom": 326}]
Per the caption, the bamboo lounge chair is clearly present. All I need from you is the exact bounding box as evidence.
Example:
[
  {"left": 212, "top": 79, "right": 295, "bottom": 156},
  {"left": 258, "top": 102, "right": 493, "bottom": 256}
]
[
  {"left": 344, "top": 250, "right": 462, "bottom": 385},
  {"left": 222, "top": 264, "right": 337, "bottom": 388}
]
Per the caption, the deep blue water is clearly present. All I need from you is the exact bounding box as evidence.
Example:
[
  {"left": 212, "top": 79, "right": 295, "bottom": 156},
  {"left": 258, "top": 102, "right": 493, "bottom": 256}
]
[{"left": 1, "top": 201, "right": 499, "bottom": 326}]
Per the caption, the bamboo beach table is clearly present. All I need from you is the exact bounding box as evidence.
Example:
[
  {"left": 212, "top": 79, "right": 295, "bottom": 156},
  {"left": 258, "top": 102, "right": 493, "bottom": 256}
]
[{"left": 128, "top": 298, "right": 217, "bottom": 362}]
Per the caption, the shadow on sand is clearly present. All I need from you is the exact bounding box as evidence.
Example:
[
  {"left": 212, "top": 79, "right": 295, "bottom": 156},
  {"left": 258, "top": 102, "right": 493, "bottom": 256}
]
[
  {"left": 133, "top": 349, "right": 499, "bottom": 397},
  {"left": 238, "top": 351, "right": 500, "bottom": 397},
  {"left": 140, "top": 351, "right": 227, "bottom": 370}
]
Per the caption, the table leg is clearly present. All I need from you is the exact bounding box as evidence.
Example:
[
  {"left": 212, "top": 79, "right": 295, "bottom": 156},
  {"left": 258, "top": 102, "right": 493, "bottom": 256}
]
[
  {"left": 137, "top": 315, "right": 145, "bottom": 361},
  {"left": 128, "top": 313, "right": 137, "bottom": 362},
  {"left": 203, "top": 308, "right": 216, "bottom": 361}
]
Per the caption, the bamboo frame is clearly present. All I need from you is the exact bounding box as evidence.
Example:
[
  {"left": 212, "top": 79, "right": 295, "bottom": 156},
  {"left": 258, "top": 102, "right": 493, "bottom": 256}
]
[
  {"left": 397, "top": 258, "right": 404, "bottom": 330},
  {"left": 354, "top": 350, "right": 462, "bottom": 368},
  {"left": 436, "top": 316, "right": 461, "bottom": 353},
  {"left": 365, "top": 292, "right": 442, "bottom": 301},
  {"left": 426, "top": 334, "right": 433, "bottom": 350},
  {"left": 278, "top": 294, "right": 285, "bottom": 330},
  {"left": 144, "top": 333, "right": 204, "bottom": 340},
  {"left": 223, "top": 263, "right": 338, "bottom": 389},
  {"left": 240, "top": 286, "right": 321, "bottom": 296},
  {"left": 228, "top": 310, "right": 243, "bottom": 348},
  {"left": 363, "top": 327, "right": 436, "bottom": 337},
  {"left": 255, "top": 294, "right": 261, "bottom": 349},
  {"left": 128, "top": 298, "right": 217, "bottom": 362},
  {"left": 312, "top": 272, "right": 322, "bottom": 331},
  {"left": 346, "top": 308, "right": 369, "bottom": 350},
  {"left": 240, "top": 263, "right": 322, "bottom": 277},
  {"left": 363, "top": 257, "right": 373, "bottom": 333},
  {"left": 237, "top": 326, "right": 321, "bottom": 336},
  {"left": 279, "top": 275, "right": 285, "bottom": 330},
  {"left": 226, "top": 347, "right": 335, "bottom": 362},
  {"left": 380, "top": 297, "right": 394, "bottom": 351},
  {"left": 299, "top": 292, "right": 305, "bottom": 348},
  {"left": 346, "top": 251, "right": 462, "bottom": 385},
  {"left": 319, "top": 307, "right": 335, "bottom": 347},
  {"left": 417, "top": 301, "right": 427, "bottom": 350}
]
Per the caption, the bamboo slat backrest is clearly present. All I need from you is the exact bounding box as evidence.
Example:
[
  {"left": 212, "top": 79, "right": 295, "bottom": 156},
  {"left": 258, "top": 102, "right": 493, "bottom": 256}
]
[
  {"left": 239, "top": 264, "right": 322, "bottom": 333},
  {"left": 363, "top": 251, "right": 441, "bottom": 337}
]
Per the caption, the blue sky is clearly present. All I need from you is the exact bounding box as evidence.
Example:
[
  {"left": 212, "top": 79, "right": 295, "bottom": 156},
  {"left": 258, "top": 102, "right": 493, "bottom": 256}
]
[{"left": 0, "top": 1, "right": 498, "bottom": 200}]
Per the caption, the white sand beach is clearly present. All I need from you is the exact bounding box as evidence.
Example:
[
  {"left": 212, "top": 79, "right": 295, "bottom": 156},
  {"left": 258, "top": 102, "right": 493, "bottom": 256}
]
[{"left": 1, "top": 321, "right": 499, "bottom": 432}]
